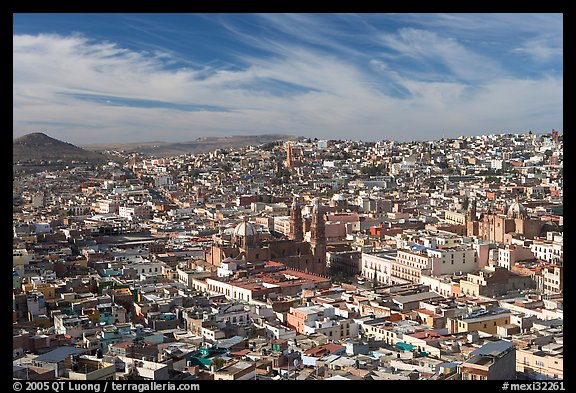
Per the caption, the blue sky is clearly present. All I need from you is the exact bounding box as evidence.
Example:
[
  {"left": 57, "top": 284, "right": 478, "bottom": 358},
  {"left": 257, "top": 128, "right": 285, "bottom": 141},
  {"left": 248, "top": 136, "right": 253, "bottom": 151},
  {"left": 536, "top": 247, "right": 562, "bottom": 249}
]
[{"left": 13, "top": 13, "right": 563, "bottom": 144}]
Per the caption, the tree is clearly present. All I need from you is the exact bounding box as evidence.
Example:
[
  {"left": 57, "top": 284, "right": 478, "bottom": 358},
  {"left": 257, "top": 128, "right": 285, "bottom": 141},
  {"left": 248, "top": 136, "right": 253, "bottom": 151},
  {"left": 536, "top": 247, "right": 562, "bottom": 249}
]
[
  {"left": 332, "top": 271, "right": 352, "bottom": 284},
  {"left": 372, "top": 273, "right": 378, "bottom": 289},
  {"left": 212, "top": 357, "right": 226, "bottom": 370},
  {"left": 437, "top": 160, "right": 449, "bottom": 169},
  {"left": 360, "top": 164, "right": 386, "bottom": 177},
  {"left": 261, "top": 141, "right": 282, "bottom": 151},
  {"left": 485, "top": 176, "right": 501, "bottom": 184},
  {"left": 248, "top": 325, "right": 258, "bottom": 338},
  {"left": 220, "top": 163, "right": 232, "bottom": 173}
]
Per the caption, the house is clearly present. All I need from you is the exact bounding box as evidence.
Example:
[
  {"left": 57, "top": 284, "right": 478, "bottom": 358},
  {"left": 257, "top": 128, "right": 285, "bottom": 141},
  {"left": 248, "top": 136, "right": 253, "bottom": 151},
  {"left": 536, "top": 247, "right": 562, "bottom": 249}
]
[
  {"left": 516, "top": 343, "right": 563, "bottom": 380},
  {"left": 213, "top": 360, "right": 256, "bottom": 380},
  {"left": 459, "top": 340, "right": 516, "bottom": 380},
  {"left": 29, "top": 346, "right": 88, "bottom": 377}
]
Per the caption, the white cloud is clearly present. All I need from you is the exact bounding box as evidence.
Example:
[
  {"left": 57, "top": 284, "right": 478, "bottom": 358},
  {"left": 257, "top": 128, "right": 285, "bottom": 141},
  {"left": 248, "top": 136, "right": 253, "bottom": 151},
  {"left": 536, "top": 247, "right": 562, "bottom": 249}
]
[
  {"left": 13, "top": 32, "right": 562, "bottom": 144},
  {"left": 379, "top": 28, "right": 505, "bottom": 82},
  {"left": 512, "top": 37, "right": 563, "bottom": 63}
]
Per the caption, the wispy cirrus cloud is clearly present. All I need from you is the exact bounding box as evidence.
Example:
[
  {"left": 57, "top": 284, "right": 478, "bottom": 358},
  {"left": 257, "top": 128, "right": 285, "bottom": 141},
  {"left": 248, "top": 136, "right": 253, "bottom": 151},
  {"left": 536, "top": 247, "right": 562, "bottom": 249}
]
[
  {"left": 512, "top": 36, "right": 563, "bottom": 63},
  {"left": 378, "top": 28, "right": 506, "bottom": 83},
  {"left": 13, "top": 13, "right": 563, "bottom": 144}
]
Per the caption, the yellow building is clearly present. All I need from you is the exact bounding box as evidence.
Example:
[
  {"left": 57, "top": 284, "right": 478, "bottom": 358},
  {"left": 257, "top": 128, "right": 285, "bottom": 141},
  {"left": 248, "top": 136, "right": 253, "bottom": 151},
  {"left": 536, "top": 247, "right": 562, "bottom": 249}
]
[
  {"left": 443, "top": 211, "right": 467, "bottom": 225},
  {"left": 34, "top": 283, "right": 58, "bottom": 301},
  {"left": 448, "top": 313, "right": 511, "bottom": 335}
]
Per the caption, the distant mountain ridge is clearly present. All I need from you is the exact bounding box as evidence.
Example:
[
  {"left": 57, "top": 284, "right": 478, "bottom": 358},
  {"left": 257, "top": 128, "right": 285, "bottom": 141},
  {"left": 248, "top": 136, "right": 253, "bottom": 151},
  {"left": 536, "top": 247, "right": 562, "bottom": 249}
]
[
  {"left": 82, "top": 134, "right": 297, "bottom": 157},
  {"left": 13, "top": 132, "right": 108, "bottom": 164}
]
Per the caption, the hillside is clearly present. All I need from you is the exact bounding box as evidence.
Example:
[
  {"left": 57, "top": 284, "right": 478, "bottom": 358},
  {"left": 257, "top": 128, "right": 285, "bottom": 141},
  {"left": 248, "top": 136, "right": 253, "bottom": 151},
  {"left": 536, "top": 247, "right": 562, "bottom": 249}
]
[
  {"left": 82, "top": 134, "right": 296, "bottom": 157},
  {"left": 13, "top": 132, "right": 109, "bottom": 164}
]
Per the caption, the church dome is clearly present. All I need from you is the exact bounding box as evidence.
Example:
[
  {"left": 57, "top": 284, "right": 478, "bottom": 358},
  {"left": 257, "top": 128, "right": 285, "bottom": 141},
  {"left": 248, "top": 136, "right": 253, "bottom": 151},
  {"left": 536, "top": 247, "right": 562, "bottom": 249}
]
[
  {"left": 233, "top": 221, "right": 257, "bottom": 237},
  {"left": 507, "top": 200, "right": 527, "bottom": 219}
]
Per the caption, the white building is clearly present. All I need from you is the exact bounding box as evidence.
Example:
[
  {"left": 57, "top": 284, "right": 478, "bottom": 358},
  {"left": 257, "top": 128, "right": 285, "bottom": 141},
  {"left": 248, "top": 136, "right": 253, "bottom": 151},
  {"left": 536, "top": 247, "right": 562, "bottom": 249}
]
[
  {"left": 391, "top": 244, "right": 478, "bottom": 283},
  {"left": 119, "top": 205, "right": 152, "bottom": 219},
  {"left": 361, "top": 252, "right": 396, "bottom": 285}
]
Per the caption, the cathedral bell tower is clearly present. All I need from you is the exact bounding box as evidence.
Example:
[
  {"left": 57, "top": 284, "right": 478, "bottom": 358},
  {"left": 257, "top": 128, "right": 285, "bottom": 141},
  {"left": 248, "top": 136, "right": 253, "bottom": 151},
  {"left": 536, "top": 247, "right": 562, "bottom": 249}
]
[
  {"left": 289, "top": 196, "right": 304, "bottom": 242},
  {"left": 310, "top": 199, "right": 326, "bottom": 274}
]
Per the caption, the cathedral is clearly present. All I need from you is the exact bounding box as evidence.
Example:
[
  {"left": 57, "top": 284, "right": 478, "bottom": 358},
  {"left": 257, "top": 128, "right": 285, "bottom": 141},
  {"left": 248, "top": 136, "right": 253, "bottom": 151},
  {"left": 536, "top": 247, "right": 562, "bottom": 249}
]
[
  {"left": 206, "top": 198, "right": 327, "bottom": 275},
  {"left": 466, "top": 198, "right": 545, "bottom": 243}
]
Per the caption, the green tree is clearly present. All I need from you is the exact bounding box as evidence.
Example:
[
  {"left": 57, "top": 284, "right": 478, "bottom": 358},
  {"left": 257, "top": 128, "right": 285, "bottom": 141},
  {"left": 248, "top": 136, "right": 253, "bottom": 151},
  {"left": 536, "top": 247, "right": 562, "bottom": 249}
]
[
  {"left": 212, "top": 357, "right": 226, "bottom": 370},
  {"left": 332, "top": 271, "right": 352, "bottom": 284},
  {"left": 248, "top": 325, "right": 258, "bottom": 338},
  {"left": 372, "top": 274, "right": 378, "bottom": 289},
  {"left": 360, "top": 164, "right": 386, "bottom": 177}
]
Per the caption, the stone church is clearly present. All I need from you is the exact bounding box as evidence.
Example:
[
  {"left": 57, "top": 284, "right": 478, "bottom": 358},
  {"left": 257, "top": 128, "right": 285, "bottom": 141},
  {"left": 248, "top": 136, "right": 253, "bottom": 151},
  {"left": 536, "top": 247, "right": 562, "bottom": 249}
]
[
  {"left": 466, "top": 198, "right": 545, "bottom": 243},
  {"left": 206, "top": 198, "right": 327, "bottom": 275}
]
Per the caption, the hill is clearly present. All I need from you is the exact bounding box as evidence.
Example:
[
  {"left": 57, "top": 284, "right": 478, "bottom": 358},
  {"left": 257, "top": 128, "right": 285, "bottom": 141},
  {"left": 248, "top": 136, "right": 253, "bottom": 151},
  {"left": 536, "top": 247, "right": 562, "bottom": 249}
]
[
  {"left": 13, "top": 132, "right": 109, "bottom": 164},
  {"left": 82, "top": 134, "right": 296, "bottom": 157}
]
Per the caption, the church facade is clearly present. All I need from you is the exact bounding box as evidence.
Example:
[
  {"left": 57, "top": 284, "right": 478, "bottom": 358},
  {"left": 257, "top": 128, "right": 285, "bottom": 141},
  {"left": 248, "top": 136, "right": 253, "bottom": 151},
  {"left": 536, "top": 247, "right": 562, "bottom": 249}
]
[
  {"left": 206, "top": 198, "right": 327, "bottom": 275},
  {"left": 466, "top": 199, "right": 545, "bottom": 243}
]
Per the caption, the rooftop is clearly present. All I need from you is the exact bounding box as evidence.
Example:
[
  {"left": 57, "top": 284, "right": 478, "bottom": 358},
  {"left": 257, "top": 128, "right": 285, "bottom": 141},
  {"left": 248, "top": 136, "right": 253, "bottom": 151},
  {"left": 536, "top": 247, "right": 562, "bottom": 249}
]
[
  {"left": 34, "top": 346, "right": 87, "bottom": 363},
  {"left": 470, "top": 340, "right": 514, "bottom": 357}
]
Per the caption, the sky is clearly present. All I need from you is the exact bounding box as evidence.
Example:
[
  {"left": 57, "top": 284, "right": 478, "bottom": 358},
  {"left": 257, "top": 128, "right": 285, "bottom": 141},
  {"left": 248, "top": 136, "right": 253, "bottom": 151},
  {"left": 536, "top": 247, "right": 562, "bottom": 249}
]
[{"left": 13, "top": 13, "right": 563, "bottom": 145}]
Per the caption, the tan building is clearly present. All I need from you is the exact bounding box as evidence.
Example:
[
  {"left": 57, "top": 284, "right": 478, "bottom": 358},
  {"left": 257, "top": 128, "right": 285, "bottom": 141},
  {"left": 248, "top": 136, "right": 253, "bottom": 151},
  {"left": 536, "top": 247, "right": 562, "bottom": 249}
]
[
  {"left": 541, "top": 265, "right": 563, "bottom": 295},
  {"left": 66, "top": 356, "right": 115, "bottom": 380},
  {"left": 444, "top": 211, "right": 467, "bottom": 225},
  {"left": 516, "top": 345, "right": 563, "bottom": 379},
  {"left": 420, "top": 274, "right": 461, "bottom": 298},
  {"left": 358, "top": 318, "right": 402, "bottom": 346},
  {"left": 448, "top": 312, "right": 511, "bottom": 335},
  {"left": 213, "top": 360, "right": 256, "bottom": 380},
  {"left": 459, "top": 266, "right": 535, "bottom": 297}
]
